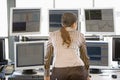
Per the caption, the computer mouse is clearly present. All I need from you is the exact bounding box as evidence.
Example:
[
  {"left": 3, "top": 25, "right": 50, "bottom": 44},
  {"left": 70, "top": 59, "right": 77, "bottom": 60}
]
[{"left": 111, "top": 74, "right": 117, "bottom": 79}]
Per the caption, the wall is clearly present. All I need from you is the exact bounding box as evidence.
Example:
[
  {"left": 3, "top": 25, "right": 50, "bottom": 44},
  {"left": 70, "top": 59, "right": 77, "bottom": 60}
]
[{"left": 0, "top": 0, "right": 8, "bottom": 37}]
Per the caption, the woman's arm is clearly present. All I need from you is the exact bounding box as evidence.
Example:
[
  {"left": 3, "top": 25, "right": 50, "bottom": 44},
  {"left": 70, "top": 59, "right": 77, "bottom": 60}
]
[
  {"left": 79, "top": 34, "right": 90, "bottom": 71},
  {"left": 44, "top": 34, "right": 54, "bottom": 77},
  {"left": 79, "top": 34, "right": 90, "bottom": 80},
  {"left": 44, "top": 44, "right": 53, "bottom": 77},
  {"left": 80, "top": 42, "right": 89, "bottom": 70}
]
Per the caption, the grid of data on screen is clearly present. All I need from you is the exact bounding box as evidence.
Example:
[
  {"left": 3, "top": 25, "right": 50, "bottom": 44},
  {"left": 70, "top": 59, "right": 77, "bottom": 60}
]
[{"left": 86, "top": 41, "right": 109, "bottom": 66}]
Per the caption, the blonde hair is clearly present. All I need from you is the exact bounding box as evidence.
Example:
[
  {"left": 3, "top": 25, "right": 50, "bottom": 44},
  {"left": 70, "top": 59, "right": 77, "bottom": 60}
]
[{"left": 60, "top": 12, "right": 77, "bottom": 47}]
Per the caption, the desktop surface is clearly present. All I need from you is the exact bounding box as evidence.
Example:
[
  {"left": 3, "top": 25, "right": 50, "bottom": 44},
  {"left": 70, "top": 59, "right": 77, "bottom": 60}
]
[
  {"left": 5, "top": 68, "right": 120, "bottom": 80},
  {"left": 8, "top": 70, "right": 44, "bottom": 80},
  {"left": 90, "top": 69, "right": 120, "bottom": 80}
]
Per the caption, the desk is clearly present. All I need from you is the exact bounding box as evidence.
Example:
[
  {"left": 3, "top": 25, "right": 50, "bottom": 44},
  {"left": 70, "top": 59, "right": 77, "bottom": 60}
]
[
  {"left": 90, "top": 70, "right": 120, "bottom": 80},
  {"left": 6, "top": 70, "right": 44, "bottom": 80},
  {"left": 4, "top": 69, "right": 120, "bottom": 80}
]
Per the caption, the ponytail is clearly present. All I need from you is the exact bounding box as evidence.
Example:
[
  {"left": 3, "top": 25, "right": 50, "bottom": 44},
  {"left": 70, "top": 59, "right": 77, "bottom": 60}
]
[
  {"left": 60, "top": 12, "right": 77, "bottom": 47},
  {"left": 60, "top": 27, "right": 71, "bottom": 47}
]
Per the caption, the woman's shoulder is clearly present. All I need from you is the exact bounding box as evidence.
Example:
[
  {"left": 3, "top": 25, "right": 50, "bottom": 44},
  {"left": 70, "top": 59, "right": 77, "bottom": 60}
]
[
  {"left": 49, "top": 30, "right": 60, "bottom": 36},
  {"left": 75, "top": 30, "right": 84, "bottom": 36}
]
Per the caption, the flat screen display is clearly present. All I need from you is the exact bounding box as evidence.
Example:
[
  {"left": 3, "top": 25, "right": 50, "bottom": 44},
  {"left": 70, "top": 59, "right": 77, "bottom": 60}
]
[
  {"left": 84, "top": 8, "right": 115, "bottom": 35},
  {"left": 86, "top": 41, "right": 109, "bottom": 68},
  {"left": 10, "top": 8, "right": 41, "bottom": 35},
  {"left": 49, "top": 9, "right": 79, "bottom": 32},
  {"left": 112, "top": 38, "right": 120, "bottom": 61},
  {"left": 0, "top": 39, "right": 5, "bottom": 61},
  {"left": 14, "top": 41, "right": 45, "bottom": 71}
]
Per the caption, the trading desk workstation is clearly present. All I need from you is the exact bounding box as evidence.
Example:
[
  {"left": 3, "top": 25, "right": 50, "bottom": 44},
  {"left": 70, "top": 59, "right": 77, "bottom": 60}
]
[
  {"left": 0, "top": 36, "right": 120, "bottom": 80},
  {"left": 1, "top": 8, "right": 120, "bottom": 80}
]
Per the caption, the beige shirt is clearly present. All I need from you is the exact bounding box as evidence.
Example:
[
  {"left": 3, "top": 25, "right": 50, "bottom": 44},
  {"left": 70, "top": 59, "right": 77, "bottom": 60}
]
[{"left": 44, "top": 27, "right": 89, "bottom": 76}]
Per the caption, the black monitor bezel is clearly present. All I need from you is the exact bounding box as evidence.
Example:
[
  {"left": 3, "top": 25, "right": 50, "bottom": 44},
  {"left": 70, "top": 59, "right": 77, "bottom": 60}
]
[{"left": 112, "top": 38, "right": 120, "bottom": 61}]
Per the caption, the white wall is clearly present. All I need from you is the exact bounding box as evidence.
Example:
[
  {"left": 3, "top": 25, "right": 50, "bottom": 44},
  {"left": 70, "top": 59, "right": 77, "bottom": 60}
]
[
  {"left": 0, "top": 0, "right": 9, "bottom": 60},
  {"left": 55, "top": 0, "right": 93, "bottom": 8},
  {"left": 0, "top": 0, "right": 8, "bottom": 37}
]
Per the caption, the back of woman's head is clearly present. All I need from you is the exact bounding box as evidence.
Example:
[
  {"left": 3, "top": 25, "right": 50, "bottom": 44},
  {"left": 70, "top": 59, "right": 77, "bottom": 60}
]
[
  {"left": 60, "top": 12, "right": 77, "bottom": 47},
  {"left": 61, "top": 12, "right": 77, "bottom": 27}
]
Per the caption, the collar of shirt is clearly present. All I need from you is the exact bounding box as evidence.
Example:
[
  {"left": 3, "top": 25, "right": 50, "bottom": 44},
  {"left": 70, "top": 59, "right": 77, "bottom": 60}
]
[{"left": 65, "top": 27, "right": 76, "bottom": 31}]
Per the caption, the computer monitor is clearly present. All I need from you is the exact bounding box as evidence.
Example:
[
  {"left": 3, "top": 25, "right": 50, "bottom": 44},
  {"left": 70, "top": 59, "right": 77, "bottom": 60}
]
[
  {"left": 49, "top": 9, "right": 79, "bottom": 32},
  {"left": 10, "top": 8, "right": 41, "bottom": 36},
  {"left": 84, "top": 8, "right": 115, "bottom": 35},
  {"left": 0, "top": 38, "right": 5, "bottom": 62},
  {"left": 0, "top": 38, "right": 8, "bottom": 65},
  {"left": 86, "top": 41, "right": 110, "bottom": 69},
  {"left": 112, "top": 37, "right": 120, "bottom": 67},
  {"left": 14, "top": 41, "right": 45, "bottom": 74}
]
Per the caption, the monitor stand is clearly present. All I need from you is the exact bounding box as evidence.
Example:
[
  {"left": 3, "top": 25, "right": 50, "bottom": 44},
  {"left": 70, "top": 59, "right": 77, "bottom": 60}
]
[
  {"left": 22, "top": 69, "right": 37, "bottom": 74},
  {"left": 10, "top": 69, "right": 44, "bottom": 79}
]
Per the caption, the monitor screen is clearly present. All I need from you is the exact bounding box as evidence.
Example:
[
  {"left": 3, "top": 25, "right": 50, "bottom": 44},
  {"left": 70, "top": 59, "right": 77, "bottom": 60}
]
[
  {"left": 10, "top": 8, "right": 41, "bottom": 36},
  {"left": 49, "top": 9, "right": 79, "bottom": 32},
  {"left": 14, "top": 41, "right": 45, "bottom": 74},
  {"left": 0, "top": 38, "right": 5, "bottom": 61},
  {"left": 112, "top": 38, "right": 120, "bottom": 61},
  {"left": 84, "top": 8, "right": 115, "bottom": 35},
  {"left": 86, "top": 41, "right": 110, "bottom": 69}
]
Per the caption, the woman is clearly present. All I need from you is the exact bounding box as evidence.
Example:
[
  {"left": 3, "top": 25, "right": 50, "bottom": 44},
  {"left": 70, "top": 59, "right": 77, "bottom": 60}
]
[{"left": 44, "top": 12, "right": 90, "bottom": 80}]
